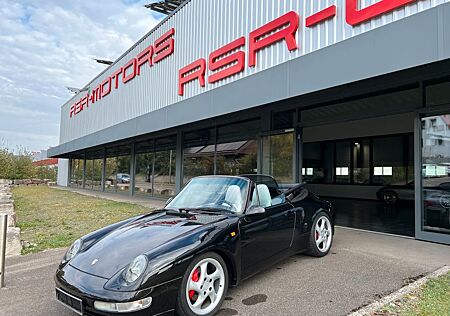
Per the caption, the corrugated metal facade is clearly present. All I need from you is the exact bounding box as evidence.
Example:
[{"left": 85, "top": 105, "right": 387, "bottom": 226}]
[{"left": 59, "top": 0, "right": 449, "bottom": 144}]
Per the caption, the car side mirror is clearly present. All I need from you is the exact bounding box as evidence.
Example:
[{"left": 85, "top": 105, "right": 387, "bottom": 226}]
[
  {"left": 246, "top": 205, "right": 265, "bottom": 216},
  {"left": 165, "top": 197, "right": 174, "bottom": 206}
]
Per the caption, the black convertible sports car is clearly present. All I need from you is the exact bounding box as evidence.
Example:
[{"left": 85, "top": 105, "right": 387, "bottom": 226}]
[{"left": 55, "top": 175, "right": 335, "bottom": 316}]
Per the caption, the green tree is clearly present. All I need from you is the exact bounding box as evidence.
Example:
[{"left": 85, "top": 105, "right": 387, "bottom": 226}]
[{"left": 0, "top": 148, "right": 14, "bottom": 179}]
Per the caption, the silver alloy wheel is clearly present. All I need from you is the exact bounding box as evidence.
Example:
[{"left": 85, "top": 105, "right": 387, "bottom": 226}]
[
  {"left": 315, "top": 216, "right": 332, "bottom": 253},
  {"left": 186, "top": 258, "right": 226, "bottom": 315}
]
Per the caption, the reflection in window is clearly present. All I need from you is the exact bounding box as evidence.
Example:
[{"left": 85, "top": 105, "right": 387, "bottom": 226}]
[
  {"left": 135, "top": 136, "right": 177, "bottom": 197},
  {"left": 262, "top": 133, "right": 295, "bottom": 185},
  {"left": 215, "top": 141, "right": 257, "bottom": 176},
  {"left": 135, "top": 152, "right": 154, "bottom": 195},
  {"left": 70, "top": 159, "right": 83, "bottom": 187},
  {"left": 303, "top": 142, "right": 334, "bottom": 183},
  {"left": 183, "top": 129, "right": 215, "bottom": 184},
  {"left": 422, "top": 114, "right": 450, "bottom": 235},
  {"left": 105, "top": 147, "right": 131, "bottom": 194},
  {"left": 216, "top": 120, "right": 259, "bottom": 176},
  {"left": 303, "top": 134, "right": 413, "bottom": 186},
  {"left": 153, "top": 149, "right": 176, "bottom": 197},
  {"left": 353, "top": 140, "right": 370, "bottom": 184},
  {"left": 335, "top": 141, "right": 350, "bottom": 184},
  {"left": 373, "top": 136, "right": 405, "bottom": 185}
]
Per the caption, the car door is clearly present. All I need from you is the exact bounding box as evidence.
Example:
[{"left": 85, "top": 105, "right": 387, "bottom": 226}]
[{"left": 239, "top": 185, "right": 295, "bottom": 277}]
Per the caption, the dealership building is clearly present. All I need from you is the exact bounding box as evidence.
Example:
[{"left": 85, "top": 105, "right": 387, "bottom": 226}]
[{"left": 49, "top": 0, "right": 450, "bottom": 245}]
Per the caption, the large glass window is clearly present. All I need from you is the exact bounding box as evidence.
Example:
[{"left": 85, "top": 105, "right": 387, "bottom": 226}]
[
  {"left": 153, "top": 136, "right": 177, "bottom": 197},
  {"left": 262, "top": 132, "right": 295, "bottom": 185},
  {"left": 303, "top": 133, "right": 413, "bottom": 186},
  {"left": 70, "top": 159, "right": 83, "bottom": 187},
  {"left": 422, "top": 114, "right": 450, "bottom": 235},
  {"left": 135, "top": 136, "right": 177, "bottom": 197},
  {"left": 373, "top": 136, "right": 405, "bottom": 185},
  {"left": 105, "top": 146, "right": 131, "bottom": 194},
  {"left": 135, "top": 140, "right": 154, "bottom": 195},
  {"left": 216, "top": 120, "right": 259, "bottom": 176},
  {"left": 303, "top": 142, "right": 334, "bottom": 184},
  {"left": 183, "top": 128, "right": 215, "bottom": 184},
  {"left": 353, "top": 139, "right": 370, "bottom": 184},
  {"left": 335, "top": 141, "right": 351, "bottom": 184}
]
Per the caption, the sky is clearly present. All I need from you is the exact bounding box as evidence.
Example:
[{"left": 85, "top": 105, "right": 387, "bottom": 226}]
[{"left": 0, "top": 0, "right": 163, "bottom": 153}]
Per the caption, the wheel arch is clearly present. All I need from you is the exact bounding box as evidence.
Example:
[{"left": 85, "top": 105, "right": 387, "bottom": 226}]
[{"left": 208, "top": 248, "right": 238, "bottom": 287}]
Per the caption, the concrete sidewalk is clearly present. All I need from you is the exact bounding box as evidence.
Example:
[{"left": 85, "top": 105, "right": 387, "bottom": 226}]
[{"left": 0, "top": 228, "right": 449, "bottom": 316}]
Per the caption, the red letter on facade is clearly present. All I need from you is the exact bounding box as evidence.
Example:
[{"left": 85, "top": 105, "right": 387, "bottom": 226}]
[
  {"left": 154, "top": 28, "right": 175, "bottom": 64},
  {"left": 178, "top": 58, "right": 206, "bottom": 96},
  {"left": 137, "top": 45, "right": 154, "bottom": 75},
  {"left": 123, "top": 58, "right": 137, "bottom": 83},
  {"left": 306, "top": 6, "right": 337, "bottom": 27},
  {"left": 101, "top": 77, "right": 112, "bottom": 98},
  {"left": 111, "top": 67, "right": 123, "bottom": 89},
  {"left": 90, "top": 85, "right": 101, "bottom": 104},
  {"left": 69, "top": 104, "right": 76, "bottom": 118},
  {"left": 248, "top": 11, "right": 299, "bottom": 67},
  {"left": 208, "top": 37, "right": 246, "bottom": 84},
  {"left": 346, "top": 0, "right": 417, "bottom": 26}
]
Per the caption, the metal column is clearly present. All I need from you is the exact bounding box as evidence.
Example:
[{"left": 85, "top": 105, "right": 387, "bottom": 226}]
[
  {"left": 0, "top": 214, "right": 7, "bottom": 288},
  {"left": 175, "top": 131, "right": 183, "bottom": 193},
  {"left": 82, "top": 155, "right": 87, "bottom": 189},
  {"left": 101, "top": 149, "right": 106, "bottom": 192},
  {"left": 129, "top": 143, "right": 136, "bottom": 197}
]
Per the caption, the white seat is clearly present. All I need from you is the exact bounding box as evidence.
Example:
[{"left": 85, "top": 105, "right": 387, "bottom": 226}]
[
  {"left": 256, "top": 184, "right": 272, "bottom": 208},
  {"left": 224, "top": 185, "right": 242, "bottom": 211}
]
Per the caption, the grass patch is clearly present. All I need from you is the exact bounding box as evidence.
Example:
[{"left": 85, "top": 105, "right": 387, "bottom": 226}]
[
  {"left": 12, "top": 186, "right": 150, "bottom": 254},
  {"left": 378, "top": 272, "right": 450, "bottom": 316}
]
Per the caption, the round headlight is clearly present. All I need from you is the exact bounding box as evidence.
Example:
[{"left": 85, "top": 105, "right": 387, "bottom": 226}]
[
  {"left": 63, "top": 239, "right": 82, "bottom": 263},
  {"left": 124, "top": 255, "right": 148, "bottom": 284}
]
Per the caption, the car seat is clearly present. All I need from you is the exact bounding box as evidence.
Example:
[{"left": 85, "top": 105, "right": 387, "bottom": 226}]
[{"left": 224, "top": 185, "right": 243, "bottom": 211}]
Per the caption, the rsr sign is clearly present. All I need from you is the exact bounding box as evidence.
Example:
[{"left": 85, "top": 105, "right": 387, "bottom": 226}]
[
  {"left": 69, "top": 0, "right": 417, "bottom": 117},
  {"left": 178, "top": 0, "right": 417, "bottom": 96}
]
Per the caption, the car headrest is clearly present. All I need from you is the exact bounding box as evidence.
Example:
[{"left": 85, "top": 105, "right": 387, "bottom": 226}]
[
  {"left": 257, "top": 184, "right": 272, "bottom": 208},
  {"left": 225, "top": 185, "right": 242, "bottom": 211}
]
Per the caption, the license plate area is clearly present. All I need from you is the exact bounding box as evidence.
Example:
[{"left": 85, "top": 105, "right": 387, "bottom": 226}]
[{"left": 56, "top": 288, "right": 83, "bottom": 315}]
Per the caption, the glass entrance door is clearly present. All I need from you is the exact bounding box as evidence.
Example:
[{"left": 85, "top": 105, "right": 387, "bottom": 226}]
[
  {"left": 421, "top": 114, "right": 450, "bottom": 235},
  {"left": 261, "top": 132, "right": 295, "bottom": 185}
]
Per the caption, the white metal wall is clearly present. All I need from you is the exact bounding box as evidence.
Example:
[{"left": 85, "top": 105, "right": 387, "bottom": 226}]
[{"left": 59, "top": 0, "right": 449, "bottom": 144}]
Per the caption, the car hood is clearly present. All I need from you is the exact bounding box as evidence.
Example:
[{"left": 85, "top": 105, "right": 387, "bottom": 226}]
[{"left": 69, "top": 211, "right": 228, "bottom": 279}]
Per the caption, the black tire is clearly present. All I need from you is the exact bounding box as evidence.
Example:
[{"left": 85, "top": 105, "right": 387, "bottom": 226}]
[
  {"left": 382, "top": 190, "right": 398, "bottom": 205},
  {"left": 176, "top": 252, "right": 229, "bottom": 316},
  {"left": 306, "top": 212, "right": 333, "bottom": 257}
]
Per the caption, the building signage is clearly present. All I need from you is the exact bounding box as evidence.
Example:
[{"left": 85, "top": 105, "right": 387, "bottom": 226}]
[
  {"left": 69, "top": 29, "right": 175, "bottom": 118},
  {"left": 69, "top": 0, "right": 417, "bottom": 117}
]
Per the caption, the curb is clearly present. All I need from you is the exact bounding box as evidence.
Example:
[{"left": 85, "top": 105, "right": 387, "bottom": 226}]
[{"left": 348, "top": 265, "right": 450, "bottom": 316}]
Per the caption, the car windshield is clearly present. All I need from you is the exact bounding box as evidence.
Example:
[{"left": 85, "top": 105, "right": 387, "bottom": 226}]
[{"left": 166, "top": 177, "right": 249, "bottom": 214}]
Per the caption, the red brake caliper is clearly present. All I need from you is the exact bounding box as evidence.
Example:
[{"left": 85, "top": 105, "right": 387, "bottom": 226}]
[{"left": 189, "top": 268, "right": 200, "bottom": 300}]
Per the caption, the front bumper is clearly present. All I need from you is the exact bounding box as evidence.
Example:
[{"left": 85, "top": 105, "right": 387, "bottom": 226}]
[{"left": 55, "top": 264, "right": 180, "bottom": 316}]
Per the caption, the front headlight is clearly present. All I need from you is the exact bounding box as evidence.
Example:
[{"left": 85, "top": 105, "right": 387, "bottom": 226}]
[
  {"left": 123, "top": 255, "right": 147, "bottom": 284},
  {"left": 62, "top": 239, "right": 82, "bottom": 263}
]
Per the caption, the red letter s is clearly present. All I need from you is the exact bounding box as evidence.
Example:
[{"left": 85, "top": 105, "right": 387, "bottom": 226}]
[
  {"left": 208, "top": 37, "right": 246, "bottom": 84},
  {"left": 249, "top": 11, "right": 299, "bottom": 67}
]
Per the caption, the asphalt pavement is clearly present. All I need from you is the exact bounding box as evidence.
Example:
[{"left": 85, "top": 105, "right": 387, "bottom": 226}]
[{"left": 1, "top": 227, "right": 449, "bottom": 316}]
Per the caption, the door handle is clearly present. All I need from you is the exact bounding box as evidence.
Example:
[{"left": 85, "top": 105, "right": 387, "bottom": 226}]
[{"left": 286, "top": 210, "right": 295, "bottom": 217}]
